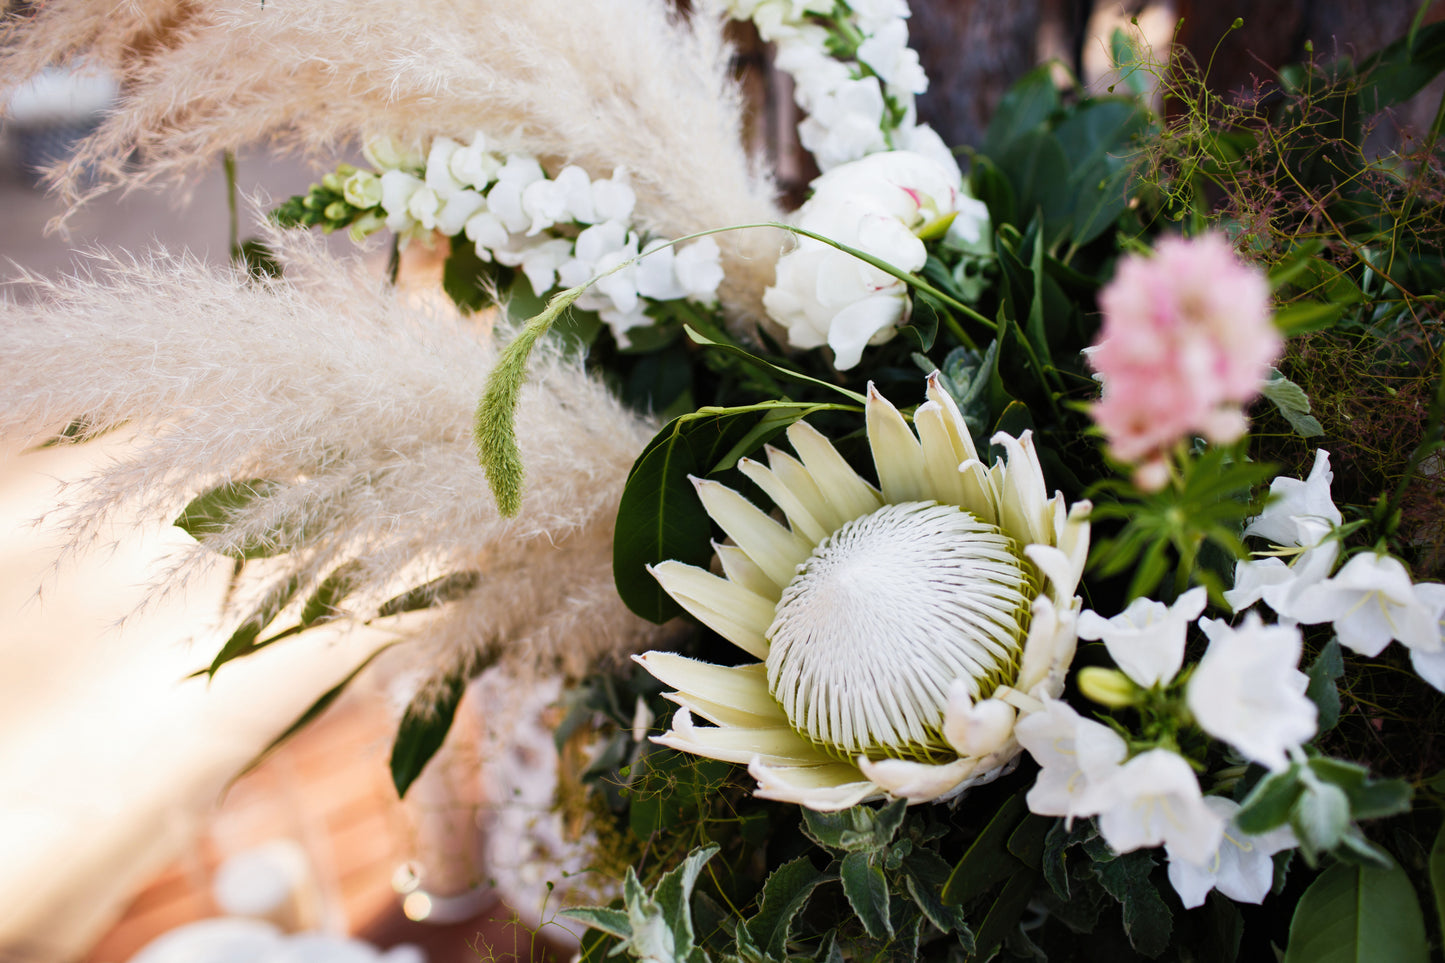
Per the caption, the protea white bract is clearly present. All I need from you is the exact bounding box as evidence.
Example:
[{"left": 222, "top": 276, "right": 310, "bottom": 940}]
[{"left": 633, "top": 375, "right": 1091, "bottom": 811}]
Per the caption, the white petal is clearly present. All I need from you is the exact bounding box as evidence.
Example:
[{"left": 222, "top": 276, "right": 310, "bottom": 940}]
[
  {"left": 633, "top": 653, "right": 777, "bottom": 715},
  {"left": 748, "top": 758, "right": 880, "bottom": 811},
  {"left": 662, "top": 689, "right": 789, "bottom": 729},
  {"left": 737, "top": 456, "right": 830, "bottom": 544},
  {"left": 649, "top": 560, "right": 775, "bottom": 659},
  {"left": 691, "top": 477, "right": 811, "bottom": 589},
  {"left": 858, "top": 755, "right": 977, "bottom": 802},
  {"left": 655, "top": 709, "right": 831, "bottom": 767},
  {"left": 990, "top": 430, "right": 1051, "bottom": 547},
  {"left": 786, "top": 421, "right": 883, "bottom": 523},
  {"left": 764, "top": 444, "right": 848, "bottom": 532},
  {"left": 942, "top": 681, "right": 1016, "bottom": 757},
  {"left": 924, "top": 370, "right": 980, "bottom": 463},
  {"left": 865, "top": 382, "right": 928, "bottom": 502},
  {"left": 713, "top": 542, "right": 782, "bottom": 602}
]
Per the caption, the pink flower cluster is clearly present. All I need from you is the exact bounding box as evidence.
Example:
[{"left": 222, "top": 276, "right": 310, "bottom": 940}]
[{"left": 1088, "top": 234, "right": 1280, "bottom": 489}]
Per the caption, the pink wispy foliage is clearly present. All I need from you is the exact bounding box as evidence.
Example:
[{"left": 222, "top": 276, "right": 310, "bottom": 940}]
[{"left": 1087, "top": 233, "right": 1280, "bottom": 487}]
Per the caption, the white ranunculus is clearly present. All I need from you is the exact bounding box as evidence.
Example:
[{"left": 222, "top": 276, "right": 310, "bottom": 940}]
[
  {"left": 1166, "top": 797, "right": 1296, "bottom": 908},
  {"left": 1188, "top": 615, "right": 1317, "bottom": 771},
  {"left": 765, "top": 150, "right": 981, "bottom": 370},
  {"left": 1293, "top": 552, "right": 1439, "bottom": 656},
  {"left": 1076, "top": 586, "right": 1206, "bottom": 688},
  {"left": 1093, "top": 749, "right": 1225, "bottom": 866}
]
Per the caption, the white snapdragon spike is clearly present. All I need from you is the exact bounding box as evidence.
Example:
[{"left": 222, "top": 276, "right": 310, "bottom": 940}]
[
  {"left": 484, "top": 155, "right": 547, "bottom": 234},
  {"left": 1093, "top": 749, "right": 1225, "bottom": 866},
  {"left": 494, "top": 237, "right": 575, "bottom": 298},
  {"left": 448, "top": 132, "right": 504, "bottom": 190},
  {"left": 1187, "top": 615, "right": 1317, "bottom": 771},
  {"left": 424, "top": 136, "right": 468, "bottom": 198},
  {"left": 634, "top": 376, "right": 1091, "bottom": 810},
  {"left": 1076, "top": 586, "right": 1207, "bottom": 688},
  {"left": 856, "top": 18, "right": 928, "bottom": 95},
  {"left": 798, "top": 76, "right": 891, "bottom": 170},
  {"left": 1293, "top": 552, "right": 1439, "bottom": 656},
  {"left": 1166, "top": 797, "right": 1296, "bottom": 908},
  {"left": 1013, "top": 697, "right": 1127, "bottom": 821},
  {"left": 764, "top": 150, "right": 989, "bottom": 370},
  {"left": 1408, "top": 583, "right": 1445, "bottom": 690},
  {"left": 378, "top": 169, "right": 427, "bottom": 233}
]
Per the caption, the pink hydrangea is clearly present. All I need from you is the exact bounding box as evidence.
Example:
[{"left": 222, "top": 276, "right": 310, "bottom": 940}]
[{"left": 1088, "top": 234, "right": 1280, "bottom": 487}]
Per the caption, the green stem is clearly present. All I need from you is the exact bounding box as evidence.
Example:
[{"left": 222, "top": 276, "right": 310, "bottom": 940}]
[{"left": 224, "top": 151, "right": 240, "bottom": 263}]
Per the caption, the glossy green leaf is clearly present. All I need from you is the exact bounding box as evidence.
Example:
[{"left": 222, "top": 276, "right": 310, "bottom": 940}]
[
  {"left": 1283, "top": 856, "right": 1429, "bottom": 963},
  {"left": 840, "top": 852, "right": 892, "bottom": 940},
  {"left": 1354, "top": 20, "right": 1445, "bottom": 114},
  {"left": 174, "top": 479, "right": 288, "bottom": 559},
  {"left": 389, "top": 668, "right": 468, "bottom": 798},
  {"left": 942, "top": 794, "right": 1028, "bottom": 905},
  {"left": 376, "top": 571, "right": 481, "bottom": 618},
  {"left": 1055, "top": 98, "right": 1151, "bottom": 245},
  {"left": 998, "top": 133, "right": 1072, "bottom": 242}
]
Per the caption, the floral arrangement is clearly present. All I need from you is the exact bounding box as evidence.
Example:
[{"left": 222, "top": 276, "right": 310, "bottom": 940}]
[{"left": 2, "top": 1, "right": 1444, "bottom": 960}]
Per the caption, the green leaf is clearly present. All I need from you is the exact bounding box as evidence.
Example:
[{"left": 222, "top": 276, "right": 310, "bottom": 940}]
[
  {"left": 559, "top": 907, "right": 633, "bottom": 942},
  {"left": 376, "top": 571, "right": 481, "bottom": 618},
  {"left": 745, "top": 856, "right": 828, "bottom": 960},
  {"left": 997, "top": 133, "right": 1072, "bottom": 243},
  {"left": 1093, "top": 850, "right": 1172, "bottom": 958},
  {"left": 442, "top": 237, "right": 505, "bottom": 314},
  {"left": 174, "top": 479, "right": 288, "bottom": 559},
  {"left": 205, "top": 573, "right": 305, "bottom": 677},
  {"left": 972, "top": 870, "right": 1038, "bottom": 961},
  {"left": 682, "top": 325, "right": 867, "bottom": 405},
  {"left": 389, "top": 668, "right": 469, "bottom": 798},
  {"left": 1055, "top": 98, "right": 1151, "bottom": 245},
  {"left": 839, "top": 852, "right": 892, "bottom": 940},
  {"left": 1293, "top": 780, "right": 1352, "bottom": 860},
  {"left": 1305, "top": 639, "right": 1345, "bottom": 733},
  {"left": 982, "top": 64, "right": 1061, "bottom": 161},
  {"left": 800, "top": 799, "right": 908, "bottom": 854},
  {"left": 942, "top": 794, "right": 1028, "bottom": 905},
  {"left": 1305, "top": 757, "right": 1413, "bottom": 821},
  {"left": 1274, "top": 300, "right": 1346, "bottom": 334},
  {"left": 1262, "top": 368, "right": 1325, "bottom": 437},
  {"left": 1283, "top": 856, "right": 1429, "bottom": 963},
  {"left": 229, "top": 641, "right": 400, "bottom": 786},
  {"left": 1429, "top": 819, "right": 1445, "bottom": 944},
  {"left": 298, "top": 561, "right": 363, "bottom": 627},
  {"left": 1354, "top": 20, "right": 1445, "bottom": 114}
]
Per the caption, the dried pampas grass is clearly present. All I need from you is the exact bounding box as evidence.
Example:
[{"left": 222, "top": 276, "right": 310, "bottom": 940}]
[
  {"left": 0, "top": 0, "right": 783, "bottom": 318},
  {"left": 0, "top": 230, "right": 671, "bottom": 682}
]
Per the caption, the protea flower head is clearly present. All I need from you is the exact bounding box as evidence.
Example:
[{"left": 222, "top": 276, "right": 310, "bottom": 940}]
[{"left": 633, "top": 375, "right": 1091, "bottom": 811}]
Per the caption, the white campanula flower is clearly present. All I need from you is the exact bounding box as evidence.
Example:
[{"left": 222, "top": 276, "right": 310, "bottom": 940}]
[
  {"left": 764, "top": 150, "right": 987, "bottom": 370},
  {"left": 634, "top": 377, "right": 1091, "bottom": 810},
  {"left": 1408, "top": 583, "right": 1445, "bottom": 690},
  {"left": 1227, "top": 450, "right": 1342, "bottom": 619},
  {"left": 1092, "top": 749, "right": 1225, "bottom": 866},
  {"left": 1166, "top": 796, "right": 1296, "bottom": 908},
  {"left": 1014, "top": 697, "right": 1127, "bottom": 821},
  {"left": 1187, "top": 615, "right": 1316, "bottom": 771},
  {"left": 1076, "top": 586, "right": 1207, "bottom": 688},
  {"left": 1293, "top": 552, "right": 1439, "bottom": 657}
]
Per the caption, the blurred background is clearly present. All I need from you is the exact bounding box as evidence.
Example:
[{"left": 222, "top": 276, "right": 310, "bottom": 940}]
[{"left": 1, "top": 1, "right": 1441, "bottom": 961}]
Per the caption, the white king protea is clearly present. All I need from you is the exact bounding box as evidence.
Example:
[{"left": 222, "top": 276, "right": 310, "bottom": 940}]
[{"left": 634, "top": 376, "right": 1091, "bottom": 810}]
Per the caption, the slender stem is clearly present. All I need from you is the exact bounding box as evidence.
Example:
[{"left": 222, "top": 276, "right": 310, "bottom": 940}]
[{"left": 224, "top": 151, "right": 240, "bottom": 263}]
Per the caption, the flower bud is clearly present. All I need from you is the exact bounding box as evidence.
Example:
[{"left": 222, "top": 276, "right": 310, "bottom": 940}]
[
  {"left": 1078, "top": 666, "right": 1137, "bottom": 708},
  {"left": 343, "top": 170, "right": 384, "bottom": 209}
]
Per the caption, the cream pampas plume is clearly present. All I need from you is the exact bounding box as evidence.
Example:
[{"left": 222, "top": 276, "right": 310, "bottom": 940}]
[
  {"left": 0, "top": 0, "right": 783, "bottom": 318},
  {"left": 0, "top": 230, "right": 669, "bottom": 682}
]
